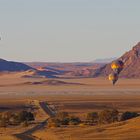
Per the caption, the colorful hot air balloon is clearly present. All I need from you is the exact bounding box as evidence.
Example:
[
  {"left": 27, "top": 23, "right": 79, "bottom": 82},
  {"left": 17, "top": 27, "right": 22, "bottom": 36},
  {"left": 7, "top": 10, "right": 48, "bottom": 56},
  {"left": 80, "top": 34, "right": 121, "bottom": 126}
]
[
  {"left": 109, "top": 60, "right": 124, "bottom": 85},
  {"left": 109, "top": 73, "right": 118, "bottom": 85},
  {"left": 111, "top": 60, "right": 124, "bottom": 74}
]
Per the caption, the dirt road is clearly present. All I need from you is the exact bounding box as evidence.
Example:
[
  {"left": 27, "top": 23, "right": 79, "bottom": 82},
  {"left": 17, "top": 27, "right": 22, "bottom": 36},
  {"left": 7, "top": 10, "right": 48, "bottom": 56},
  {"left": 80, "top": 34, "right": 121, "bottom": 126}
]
[
  {"left": 14, "top": 101, "right": 54, "bottom": 140},
  {"left": 39, "top": 101, "right": 56, "bottom": 117}
]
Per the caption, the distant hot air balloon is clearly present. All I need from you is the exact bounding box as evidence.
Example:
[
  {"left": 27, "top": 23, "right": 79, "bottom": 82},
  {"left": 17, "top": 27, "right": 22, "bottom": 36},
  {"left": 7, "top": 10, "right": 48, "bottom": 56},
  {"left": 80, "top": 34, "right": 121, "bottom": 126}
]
[
  {"left": 111, "top": 60, "right": 124, "bottom": 74},
  {"left": 108, "top": 72, "right": 118, "bottom": 85},
  {"left": 109, "top": 60, "right": 124, "bottom": 85}
]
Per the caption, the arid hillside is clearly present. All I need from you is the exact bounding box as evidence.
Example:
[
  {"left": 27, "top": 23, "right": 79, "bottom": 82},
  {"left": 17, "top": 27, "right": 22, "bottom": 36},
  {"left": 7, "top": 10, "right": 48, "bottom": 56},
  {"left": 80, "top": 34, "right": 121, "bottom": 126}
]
[
  {"left": 26, "top": 62, "right": 104, "bottom": 78},
  {"left": 0, "top": 58, "right": 34, "bottom": 72},
  {"left": 33, "top": 116, "right": 140, "bottom": 140},
  {"left": 0, "top": 59, "right": 104, "bottom": 78},
  {"left": 94, "top": 42, "right": 140, "bottom": 78}
]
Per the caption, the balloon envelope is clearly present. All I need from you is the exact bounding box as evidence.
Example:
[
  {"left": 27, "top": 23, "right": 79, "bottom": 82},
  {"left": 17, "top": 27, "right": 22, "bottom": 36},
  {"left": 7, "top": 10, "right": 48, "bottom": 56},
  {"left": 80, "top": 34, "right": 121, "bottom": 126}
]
[
  {"left": 111, "top": 60, "right": 123, "bottom": 69},
  {"left": 108, "top": 73, "right": 118, "bottom": 85},
  {"left": 111, "top": 60, "right": 124, "bottom": 74}
]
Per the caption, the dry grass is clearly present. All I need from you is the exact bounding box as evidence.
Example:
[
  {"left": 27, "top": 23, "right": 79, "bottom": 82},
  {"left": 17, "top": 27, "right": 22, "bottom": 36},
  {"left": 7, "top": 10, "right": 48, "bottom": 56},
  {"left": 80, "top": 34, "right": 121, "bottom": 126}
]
[
  {"left": 0, "top": 136, "right": 19, "bottom": 140},
  {"left": 33, "top": 117, "right": 140, "bottom": 140}
]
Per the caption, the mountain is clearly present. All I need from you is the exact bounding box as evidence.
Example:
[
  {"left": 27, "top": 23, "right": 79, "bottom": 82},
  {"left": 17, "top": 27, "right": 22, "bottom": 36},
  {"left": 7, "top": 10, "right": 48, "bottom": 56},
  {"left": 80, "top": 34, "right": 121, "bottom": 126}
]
[
  {"left": 94, "top": 42, "right": 140, "bottom": 78},
  {"left": 0, "top": 59, "right": 34, "bottom": 72},
  {"left": 26, "top": 62, "right": 104, "bottom": 78},
  {"left": 0, "top": 59, "right": 57, "bottom": 78}
]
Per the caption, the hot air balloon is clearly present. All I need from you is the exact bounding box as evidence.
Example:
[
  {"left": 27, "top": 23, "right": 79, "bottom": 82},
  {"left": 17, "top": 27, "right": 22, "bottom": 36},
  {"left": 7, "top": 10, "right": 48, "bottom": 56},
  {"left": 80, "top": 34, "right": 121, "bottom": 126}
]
[
  {"left": 109, "top": 60, "right": 124, "bottom": 85},
  {"left": 108, "top": 72, "right": 118, "bottom": 85},
  {"left": 111, "top": 60, "right": 124, "bottom": 74}
]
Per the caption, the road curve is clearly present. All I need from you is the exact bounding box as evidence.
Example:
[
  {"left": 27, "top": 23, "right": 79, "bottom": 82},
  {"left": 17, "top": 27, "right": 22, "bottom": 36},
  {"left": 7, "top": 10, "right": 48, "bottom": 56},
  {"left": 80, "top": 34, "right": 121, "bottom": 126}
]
[{"left": 14, "top": 101, "right": 55, "bottom": 140}]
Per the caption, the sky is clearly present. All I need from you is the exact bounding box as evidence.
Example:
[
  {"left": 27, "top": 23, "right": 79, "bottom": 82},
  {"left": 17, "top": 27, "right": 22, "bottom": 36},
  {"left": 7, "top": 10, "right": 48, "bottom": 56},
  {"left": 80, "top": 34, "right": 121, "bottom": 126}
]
[{"left": 0, "top": 0, "right": 140, "bottom": 62}]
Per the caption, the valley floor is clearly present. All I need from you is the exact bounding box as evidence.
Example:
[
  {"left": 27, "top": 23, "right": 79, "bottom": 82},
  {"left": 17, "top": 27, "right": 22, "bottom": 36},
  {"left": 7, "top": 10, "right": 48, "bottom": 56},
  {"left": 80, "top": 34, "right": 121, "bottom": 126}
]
[{"left": 0, "top": 75, "right": 140, "bottom": 139}]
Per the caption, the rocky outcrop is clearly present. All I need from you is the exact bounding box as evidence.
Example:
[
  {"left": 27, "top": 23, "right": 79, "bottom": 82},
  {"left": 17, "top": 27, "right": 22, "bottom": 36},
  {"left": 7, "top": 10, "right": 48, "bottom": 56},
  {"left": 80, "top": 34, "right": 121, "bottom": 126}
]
[{"left": 94, "top": 42, "right": 140, "bottom": 78}]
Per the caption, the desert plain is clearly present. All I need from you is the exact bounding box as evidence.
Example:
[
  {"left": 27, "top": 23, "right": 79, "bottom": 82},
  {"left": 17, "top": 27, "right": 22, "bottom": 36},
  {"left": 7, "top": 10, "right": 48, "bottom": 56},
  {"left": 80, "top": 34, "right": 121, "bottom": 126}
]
[{"left": 0, "top": 73, "right": 140, "bottom": 140}]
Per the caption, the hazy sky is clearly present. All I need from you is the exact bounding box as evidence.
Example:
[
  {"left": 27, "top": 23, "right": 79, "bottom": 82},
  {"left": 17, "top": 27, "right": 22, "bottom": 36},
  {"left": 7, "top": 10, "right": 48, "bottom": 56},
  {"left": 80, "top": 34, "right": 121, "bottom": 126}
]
[{"left": 0, "top": 0, "right": 140, "bottom": 62}]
